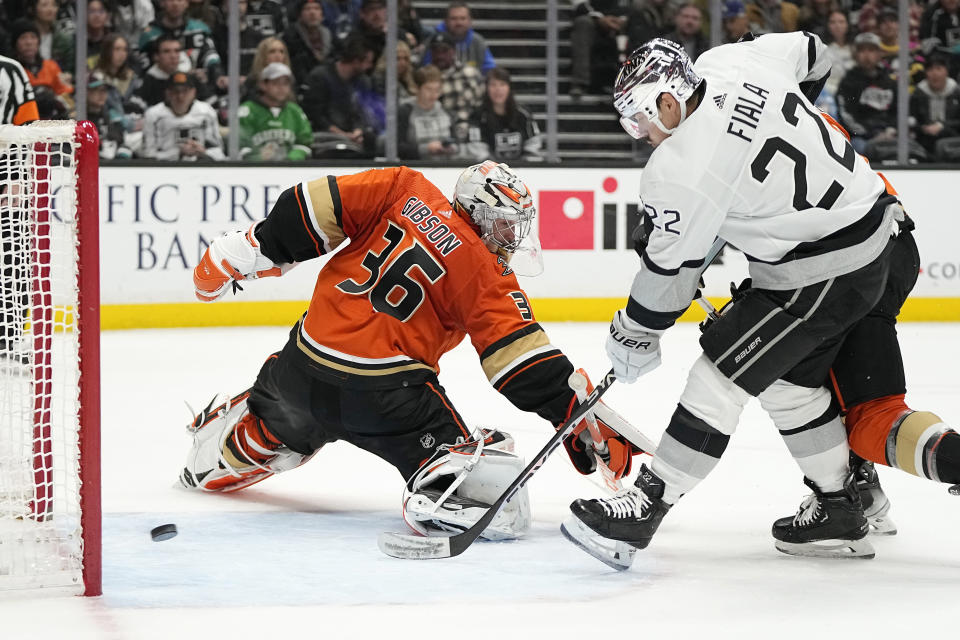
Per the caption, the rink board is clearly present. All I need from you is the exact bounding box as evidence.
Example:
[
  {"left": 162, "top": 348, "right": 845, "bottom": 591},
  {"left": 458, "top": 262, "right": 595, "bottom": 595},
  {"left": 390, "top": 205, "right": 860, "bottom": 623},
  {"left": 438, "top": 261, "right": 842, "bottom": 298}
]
[{"left": 91, "top": 166, "right": 960, "bottom": 327}]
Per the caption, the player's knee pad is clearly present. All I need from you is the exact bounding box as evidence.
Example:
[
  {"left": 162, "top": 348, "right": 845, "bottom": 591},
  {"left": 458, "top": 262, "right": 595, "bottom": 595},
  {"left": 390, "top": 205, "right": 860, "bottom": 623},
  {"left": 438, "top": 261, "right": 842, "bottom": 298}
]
[
  {"left": 758, "top": 379, "right": 836, "bottom": 433},
  {"left": 402, "top": 429, "right": 530, "bottom": 541},
  {"left": 678, "top": 355, "right": 751, "bottom": 436},
  {"left": 180, "top": 392, "right": 314, "bottom": 492}
]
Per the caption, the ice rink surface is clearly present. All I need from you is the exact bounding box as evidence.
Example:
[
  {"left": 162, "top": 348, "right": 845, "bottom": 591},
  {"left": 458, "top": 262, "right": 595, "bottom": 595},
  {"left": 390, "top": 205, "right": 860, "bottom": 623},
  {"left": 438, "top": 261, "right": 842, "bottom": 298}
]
[{"left": 4, "top": 321, "right": 960, "bottom": 639}]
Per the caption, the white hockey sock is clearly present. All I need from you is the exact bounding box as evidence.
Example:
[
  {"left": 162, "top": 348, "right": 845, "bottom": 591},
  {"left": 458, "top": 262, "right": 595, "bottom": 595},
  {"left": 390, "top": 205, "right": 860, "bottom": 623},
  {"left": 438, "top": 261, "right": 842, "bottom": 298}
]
[{"left": 791, "top": 435, "right": 849, "bottom": 493}]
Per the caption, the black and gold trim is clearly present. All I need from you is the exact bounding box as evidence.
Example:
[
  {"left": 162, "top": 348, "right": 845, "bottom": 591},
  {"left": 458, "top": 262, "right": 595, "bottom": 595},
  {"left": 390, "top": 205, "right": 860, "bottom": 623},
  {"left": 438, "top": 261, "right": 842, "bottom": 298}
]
[{"left": 255, "top": 178, "right": 347, "bottom": 264}]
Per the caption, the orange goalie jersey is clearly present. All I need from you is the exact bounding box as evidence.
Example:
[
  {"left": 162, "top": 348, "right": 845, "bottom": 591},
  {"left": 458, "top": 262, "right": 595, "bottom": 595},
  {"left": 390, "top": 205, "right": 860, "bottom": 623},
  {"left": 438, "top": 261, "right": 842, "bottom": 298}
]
[{"left": 254, "top": 166, "right": 576, "bottom": 421}]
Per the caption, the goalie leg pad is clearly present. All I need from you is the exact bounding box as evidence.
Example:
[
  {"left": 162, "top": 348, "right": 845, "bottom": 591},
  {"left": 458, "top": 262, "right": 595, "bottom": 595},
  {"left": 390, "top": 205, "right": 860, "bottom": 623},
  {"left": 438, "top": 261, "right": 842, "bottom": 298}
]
[
  {"left": 402, "top": 430, "right": 531, "bottom": 541},
  {"left": 180, "top": 392, "right": 313, "bottom": 492}
]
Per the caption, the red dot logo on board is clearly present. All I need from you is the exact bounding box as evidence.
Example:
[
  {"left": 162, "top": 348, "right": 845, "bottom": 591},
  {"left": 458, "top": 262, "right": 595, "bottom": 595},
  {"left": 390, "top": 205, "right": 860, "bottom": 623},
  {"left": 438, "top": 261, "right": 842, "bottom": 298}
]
[{"left": 538, "top": 190, "right": 594, "bottom": 250}]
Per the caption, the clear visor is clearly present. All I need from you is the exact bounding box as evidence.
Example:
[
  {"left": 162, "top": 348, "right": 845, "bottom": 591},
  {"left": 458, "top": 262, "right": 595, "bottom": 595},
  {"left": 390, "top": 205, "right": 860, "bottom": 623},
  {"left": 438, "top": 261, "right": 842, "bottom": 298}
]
[
  {"left": 619, "top": 112, "right": 652, "bottom": 140},
  {"left": 478, "top": 208, "right": 543, "bottom": 277}
]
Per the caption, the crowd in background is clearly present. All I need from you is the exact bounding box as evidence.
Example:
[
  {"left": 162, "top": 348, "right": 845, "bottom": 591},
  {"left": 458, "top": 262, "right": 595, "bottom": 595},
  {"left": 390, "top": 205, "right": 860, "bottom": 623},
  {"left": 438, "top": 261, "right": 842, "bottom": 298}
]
[{"left": 0, "top": 0, "right": 958, "bottom": 162}]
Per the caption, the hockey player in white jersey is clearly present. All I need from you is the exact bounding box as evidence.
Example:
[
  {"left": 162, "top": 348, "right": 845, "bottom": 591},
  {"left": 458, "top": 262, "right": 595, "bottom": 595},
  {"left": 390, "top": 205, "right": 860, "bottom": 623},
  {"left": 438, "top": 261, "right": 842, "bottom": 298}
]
[{"left": 561, "top": 33, "right": 911, "bottom": 569}]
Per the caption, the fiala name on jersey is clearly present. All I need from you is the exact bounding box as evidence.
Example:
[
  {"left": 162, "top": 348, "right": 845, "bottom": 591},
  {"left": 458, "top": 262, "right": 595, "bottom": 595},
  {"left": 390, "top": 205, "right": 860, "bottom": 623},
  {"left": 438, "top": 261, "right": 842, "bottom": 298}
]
[{"left": 726, "top": 82, "right": 770, "bottom": 143}]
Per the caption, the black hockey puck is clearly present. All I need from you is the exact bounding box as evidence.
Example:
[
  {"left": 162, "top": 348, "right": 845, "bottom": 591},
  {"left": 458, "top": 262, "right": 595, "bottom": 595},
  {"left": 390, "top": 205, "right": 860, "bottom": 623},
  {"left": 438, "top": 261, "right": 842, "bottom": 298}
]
[{"left": 150, "top": 524, "right": 178, "bottom": 542}]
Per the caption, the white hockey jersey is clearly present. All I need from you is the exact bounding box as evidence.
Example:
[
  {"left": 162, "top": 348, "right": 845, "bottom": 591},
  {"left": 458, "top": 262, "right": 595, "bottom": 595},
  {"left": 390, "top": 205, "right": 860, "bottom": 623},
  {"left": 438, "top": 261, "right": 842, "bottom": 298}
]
[
  {"left": 142, "top": 99, "right": 225, "bottom": 161},
  {"left": 627, "top": 32, "right": 899, "bottom": 330}
]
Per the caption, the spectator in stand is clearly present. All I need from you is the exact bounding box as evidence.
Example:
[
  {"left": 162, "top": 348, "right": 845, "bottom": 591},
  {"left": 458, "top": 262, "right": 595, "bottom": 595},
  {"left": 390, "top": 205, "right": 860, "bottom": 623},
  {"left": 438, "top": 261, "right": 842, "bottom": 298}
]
[
  {"left": 875, "top": 9, "right": 925, "bottom": 86},
  {"left": 95, "top": 34, "right": 145, "bottom": 128},
  {"left": 238, "top": 61, "right": 313, "bottom": 161},
  {"left": 302, "top": 35, "right": 375, "bottom": 155},
  {"left": 465, "top": 67, "right": 542, "bottom": 162},
  {"left": 396, "top": 64, "right": 458, "bottom": 160},
  {"left": 321, "top": 0, "right": 362, "bottom": 44},
  {"left": 797, "top": 0, "right": 834, "bottom": 40},
  {"left": 837, "top": 32, "right": 898, "bottom": 156},
  {"left": 920, "top": 0, "right": 960, "bottom": 63},
  {"left": 283, "top": 0, "right": 334, "bottom": 82},
  {"left": 397, "top": 0, "right": 424, "bottom": 50},
  {"left": 626, "top": 0, "right": 672, "bottom": 52},
  {"left": 824, "top": 9, "right": 854, "bottom": 96},
  {"left": 136, "top": 34, "right": 187, "bottom": 107},
  {"left": 28, "top": 0, "right": 72, "bottom": 72},
  {"left": 861, "top": 0, "right": 921, "bottom": 46},
  {"left": 12, "top": 18, "right": 73, "bottom": 118},
  {"left": 140, "top": 0, "right": 223, "bottom": 91},
  {"left": 111, "top": 0, "right": 156, "bottom": 60},
  {"left": 568, "top": 0, "right": 629, "bottom": 99},
  {"left": 244, "top": 37, "right": 291, "bottom": 100},
  {"left": 60, "top": 0, "right": 113, "bottom": 72},
  {"left": 246, "top": 0, "right": 287, "bottom": 37},
  {"left": 375, "top": 38, "right": 416, "bottom": 101},
  {"left": 910, "top": 54, "right": 960, "bottom": 160},
  {"left": 345, "top": 0, "right": 405, "bottom": 68},
  {"left": 187, "top": 0, "right": 219, "bottom": 29},
  {"left": 85, "top": 71, "right": 131, "bottom": 159},
  {"left": 876, "top": 8, "right": 901, "bottom": 63},
  {"left": 427, "top": 31, "right": 482, "bottom": 142},
  {"left": 212, "top": 0, "right": 267, "bottom": 83},
  {"left": 422, "top": 2, "right": 495, "bottom": 74},
  {"left": 142, "top": 71, "right": 225, "bottom": 160},
  {"left": 664, "top": 4, "right": 707, "bottom": 61},
  {"left": 745, "top": 0, "right": 798, "bottom": 34},
  {"left": 721, "top": 0, "right": 750, "bottom": 43}
]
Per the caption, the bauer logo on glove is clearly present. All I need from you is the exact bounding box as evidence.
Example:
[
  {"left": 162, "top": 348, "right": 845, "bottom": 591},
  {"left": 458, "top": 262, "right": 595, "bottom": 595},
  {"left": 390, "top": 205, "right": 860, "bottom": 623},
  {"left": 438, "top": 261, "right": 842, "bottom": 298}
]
[{"left": 608, "top": 325, "right": 654, "bottom": 351}]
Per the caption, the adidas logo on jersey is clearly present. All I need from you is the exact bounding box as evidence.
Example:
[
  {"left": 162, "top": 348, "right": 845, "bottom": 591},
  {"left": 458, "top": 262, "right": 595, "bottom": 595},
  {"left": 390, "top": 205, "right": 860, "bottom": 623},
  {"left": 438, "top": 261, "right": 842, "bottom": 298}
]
[{"left": 713, "top": 94, "right": 727, "bottom": 109}]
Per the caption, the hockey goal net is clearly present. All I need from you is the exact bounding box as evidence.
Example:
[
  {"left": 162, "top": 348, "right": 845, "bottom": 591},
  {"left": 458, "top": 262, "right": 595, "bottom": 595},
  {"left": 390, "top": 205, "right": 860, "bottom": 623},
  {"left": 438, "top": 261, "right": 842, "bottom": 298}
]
[{"left": 0, "top": 121, "right": 101, "bottom": 596}]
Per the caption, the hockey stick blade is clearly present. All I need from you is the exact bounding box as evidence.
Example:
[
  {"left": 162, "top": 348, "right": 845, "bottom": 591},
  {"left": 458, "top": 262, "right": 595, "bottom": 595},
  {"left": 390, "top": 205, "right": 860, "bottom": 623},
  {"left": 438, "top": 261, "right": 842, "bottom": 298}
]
[
  {"left": 377, "top": 369, "right": 618, "bottom": 560},
  {"left": 378, "top": 531, "right": 452, "bottom": 559}
]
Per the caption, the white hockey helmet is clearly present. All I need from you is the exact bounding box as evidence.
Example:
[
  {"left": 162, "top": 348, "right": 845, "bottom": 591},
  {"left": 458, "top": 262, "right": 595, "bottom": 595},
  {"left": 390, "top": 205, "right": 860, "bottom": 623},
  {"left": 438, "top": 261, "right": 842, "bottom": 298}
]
[
  {"left": 454, "top": 160, "right": 536, "bottom": 254},
  {"left": 614, "top": 38, "right": 703, "bottom": 138}
]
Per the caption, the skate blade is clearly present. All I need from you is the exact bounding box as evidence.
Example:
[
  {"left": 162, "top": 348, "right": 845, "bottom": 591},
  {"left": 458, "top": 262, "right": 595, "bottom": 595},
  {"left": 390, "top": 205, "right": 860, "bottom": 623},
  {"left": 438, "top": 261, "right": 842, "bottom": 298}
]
[
  {"left": 775, "top": 536, "right": 875, "bottom": 559},
  {"left": 866, "top": 500, "right": 897, "bottom": 536},
  {"left": 560, "top": 516, "right": 636, "bottom": 571},
  {"left": 867, "top": 516, "right": 897, "bottom": 536}
]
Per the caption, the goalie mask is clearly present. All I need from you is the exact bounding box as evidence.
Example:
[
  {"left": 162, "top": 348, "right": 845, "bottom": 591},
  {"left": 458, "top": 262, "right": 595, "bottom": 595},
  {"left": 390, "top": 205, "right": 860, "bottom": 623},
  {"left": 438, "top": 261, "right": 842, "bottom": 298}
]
[
  {"left": 453, "top": 161, "right": 543, "bottom": 276},
  {"left": 614, "top": 38, "right": 703, "bottom": 138},
  {"left": 402, "top": 429, "right": 531, "bottom": 541}
]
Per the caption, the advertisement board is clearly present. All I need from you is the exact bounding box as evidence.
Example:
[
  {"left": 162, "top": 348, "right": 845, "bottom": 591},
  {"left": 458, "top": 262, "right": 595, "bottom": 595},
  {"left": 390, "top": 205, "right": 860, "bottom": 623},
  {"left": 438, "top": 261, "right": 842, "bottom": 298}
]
[{"left": 94, "top": 166, "right": 960, "bottom": 327}]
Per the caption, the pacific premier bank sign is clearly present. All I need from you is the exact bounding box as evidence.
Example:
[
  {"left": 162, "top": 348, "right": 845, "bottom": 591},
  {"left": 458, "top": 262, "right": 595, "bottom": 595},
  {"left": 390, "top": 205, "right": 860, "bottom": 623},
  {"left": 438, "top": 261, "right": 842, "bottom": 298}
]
[{"left": 96, "top": 166, "right": 959, "bottom": 306}]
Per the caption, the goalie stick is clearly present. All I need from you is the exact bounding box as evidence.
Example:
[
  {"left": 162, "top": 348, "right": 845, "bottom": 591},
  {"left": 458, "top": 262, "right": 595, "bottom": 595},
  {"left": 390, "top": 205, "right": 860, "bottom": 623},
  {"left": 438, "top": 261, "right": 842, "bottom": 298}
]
[
  {"left": 377, "top": 369, "right": 618, "bottom": 560},
  {"left": 569, "top": 370, "right": 622, "bottom": 492}
]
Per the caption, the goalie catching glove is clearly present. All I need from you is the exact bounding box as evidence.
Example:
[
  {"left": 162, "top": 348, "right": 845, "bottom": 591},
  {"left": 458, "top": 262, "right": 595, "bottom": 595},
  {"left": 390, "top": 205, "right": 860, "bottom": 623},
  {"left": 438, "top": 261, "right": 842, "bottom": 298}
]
[
  {"left": 402, "top": 429, "right": 531, "bottom": 541},
  {"left": 194, "top": 222, "right": 293, "bottom": 302}
]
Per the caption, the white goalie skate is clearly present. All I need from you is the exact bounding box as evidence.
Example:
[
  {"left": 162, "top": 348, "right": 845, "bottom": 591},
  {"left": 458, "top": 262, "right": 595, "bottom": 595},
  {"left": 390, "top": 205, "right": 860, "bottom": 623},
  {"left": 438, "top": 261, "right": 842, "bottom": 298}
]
[
  {"left": 402, "top": 429, "right": 531, "bottom": 541},
  {"left": 179, "top": 393, "right": 311, "bottom": 492}
]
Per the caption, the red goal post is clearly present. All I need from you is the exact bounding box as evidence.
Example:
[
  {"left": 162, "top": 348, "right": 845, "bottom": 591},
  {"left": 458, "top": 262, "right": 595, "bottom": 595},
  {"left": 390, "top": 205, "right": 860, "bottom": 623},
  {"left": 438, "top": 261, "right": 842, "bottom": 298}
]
[{"left": 0, "top": 120, "right": 101, "bottom": 596}]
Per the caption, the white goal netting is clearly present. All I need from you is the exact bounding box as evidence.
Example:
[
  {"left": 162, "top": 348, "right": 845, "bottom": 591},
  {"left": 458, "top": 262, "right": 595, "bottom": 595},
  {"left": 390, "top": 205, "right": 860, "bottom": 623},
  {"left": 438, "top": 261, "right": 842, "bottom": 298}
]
[{"left": 0, "top": 121, "right": 98, "bottom": 595}]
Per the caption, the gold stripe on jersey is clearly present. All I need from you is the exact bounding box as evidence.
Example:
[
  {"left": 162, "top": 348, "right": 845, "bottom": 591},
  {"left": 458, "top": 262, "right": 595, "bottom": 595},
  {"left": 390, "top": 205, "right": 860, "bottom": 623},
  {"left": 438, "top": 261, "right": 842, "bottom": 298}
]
[
  {"left": 304, "top": 177, "right": 346, "bottom": 253},
  {"left": 481, "top": 329, "right": 552, "bottom": 383},
  {"left": 295, "top": 330, "right": 435, "bottom": 377}
]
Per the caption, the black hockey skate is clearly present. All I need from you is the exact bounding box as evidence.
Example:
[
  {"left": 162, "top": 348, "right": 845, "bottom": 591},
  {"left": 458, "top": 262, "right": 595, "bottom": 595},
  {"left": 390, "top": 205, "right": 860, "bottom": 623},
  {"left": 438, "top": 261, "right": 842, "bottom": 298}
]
[
  {"left": 852, "top": 456, "right": 897, "bottom": 535},
  {"left": 772, "top": 474, "right": 875, "bottom": 559},
  {"left": 561, "top": 464, "right": 670, "bottom": 570}
]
